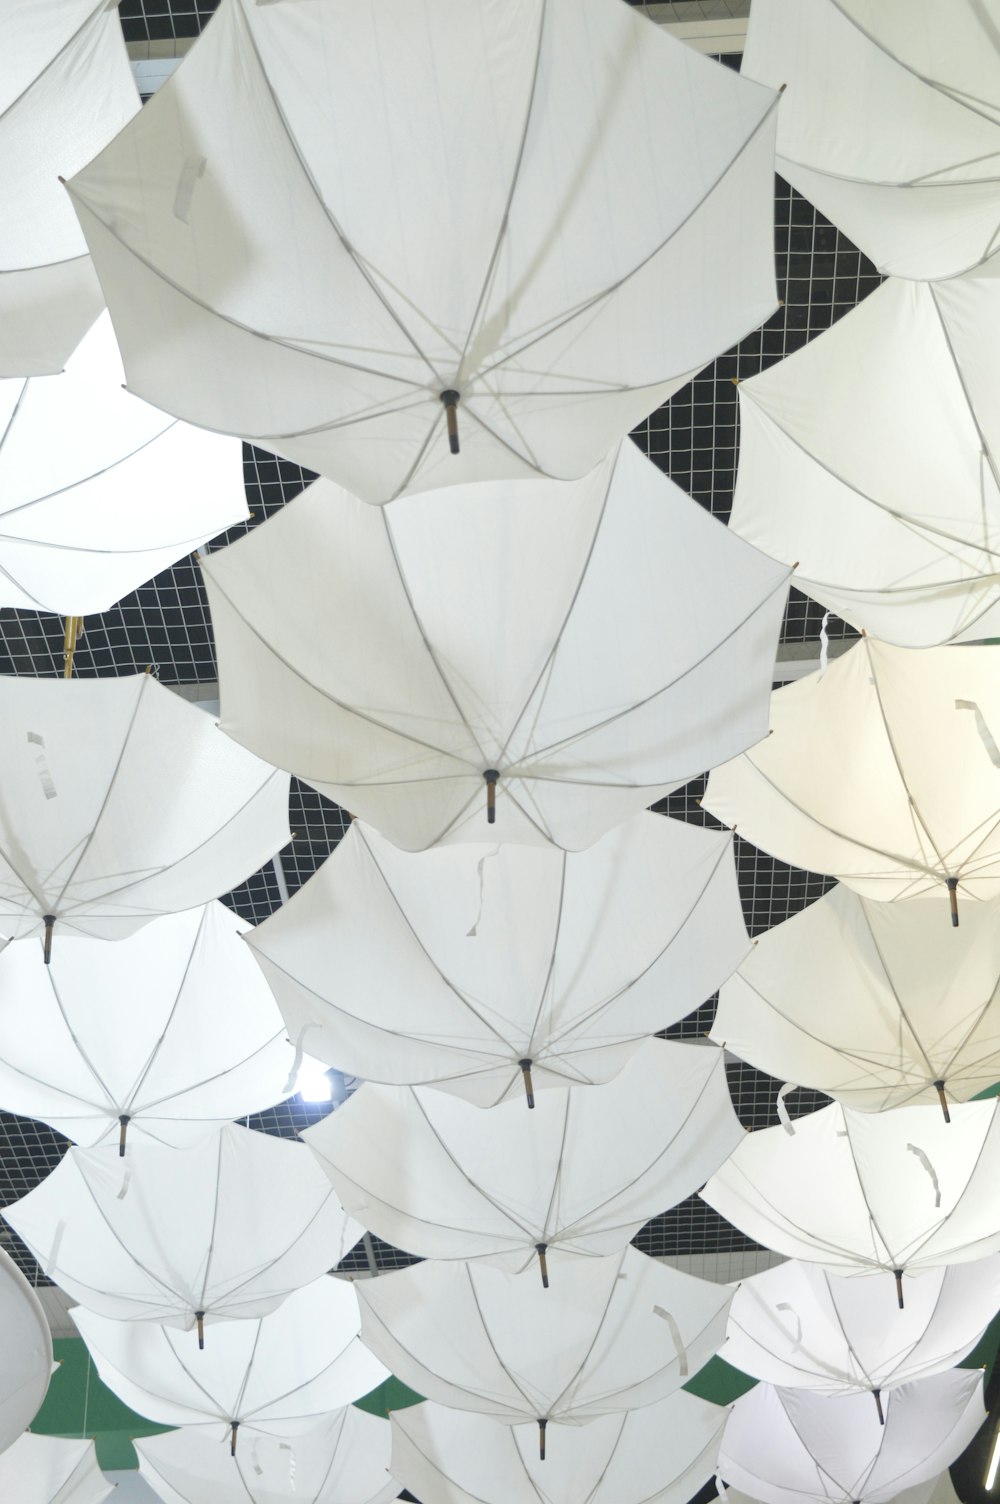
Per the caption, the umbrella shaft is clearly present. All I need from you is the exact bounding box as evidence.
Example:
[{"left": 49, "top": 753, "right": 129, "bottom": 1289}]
[
  {"left": 873, "top": 1389, "right": 884, "bottom": 1425},
  {"left": 536, "top": 1243, "right": 549, "bottom": 1288},
  {"left": 42, "top": 915, "right": 55, "bottom": 965},
  {"left": 519, "top": 1060, "right": 535, "bottom": 1109},
  {"left": 484, "top": 769, "right": 499, "bottom": 824},
  {"left": 538, "top": 1419, "right": 547, "bottom": 1460},
  {"left": 947, "top": 878, "right": 959, "bottom": 926},
  {"left": 230, "top": 1422, "right": 239, "bottom": 1457},
  {"left": 933, "top": 1080, "right": 951, "bottom": 1123},
  {"left": 196, "top": 1311, "right": 205, "bottom": 1349},
  {"left": 440, "top": 390, "right": 461, "bottom": 454},
  {"left": 118, "top": 1115, "right": 130, "bottom": 1156},
  {"left": 893, "top": 1268, "right": 904, "bottom": 1309},
  {"left": 63, "top": 616, "right": 82, "bottom": 679}
]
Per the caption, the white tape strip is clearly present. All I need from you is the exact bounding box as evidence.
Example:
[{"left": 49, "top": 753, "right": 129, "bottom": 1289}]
[
  {"left": 653, "top": 1305, "right": 688, "bottom": 1376},
  {"left": 466, "top": 847, "right": 500, "bottom": 937},
  {"left": 907, "top": 1143, "right": 942, "bottom": 1207},
  {"left": 956, "top": 700, "right": 1000, "bottom": 767},
  {"left": 776, "top": 1082, "right": 799, "bottom": 1136},
  {"left": 173, "top": 155, "right": 207, "bottom": 222}
]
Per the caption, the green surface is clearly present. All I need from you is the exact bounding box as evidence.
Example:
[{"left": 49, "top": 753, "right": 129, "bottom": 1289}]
[
  {"left": 354, "top": 1374, "right": 424, "bottom": 1417},
  {"left": 32, "top": 1339, "right": 170, "bottom": 1470},
  {"left": 683, "top": 1353, "right": 757, "bottom": 1405}
]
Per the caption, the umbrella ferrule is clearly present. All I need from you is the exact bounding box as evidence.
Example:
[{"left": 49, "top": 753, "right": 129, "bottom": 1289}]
[
  {"left": 118, "top": 1114, "right": 130, "bottom": 1157},
  {"left": 893, "top": 1268, "right": 905, "bottom": 1308},
  {"left": 946, "top": 877, "right": 959, "bottom": 926},
  {"left": 230, "top": 1421, "right": 239, "bottom": 1457},
  {"left": 519, "top": 1059, "right": 535, "bottom": 1109},
  {"left": 440, "top": 389, "right": 461, "bottom": 454},
  {"left": 42, "top": 914, "right": 56, "bottom": 965},
  {"left": 873, "top": 1387, "right": 884, "bottom": 1425},
  {"left": 932, "top": 1079, "right": 951, "bottom": 1123},
  {"left": 538, "top": 1417, "right": 547, "bottom": 1460},
  {"left": 195, "top": 1310, "right": 205, "bottom": 1349},
  {"left": 484, "top": 769, "right": 499, "bottom": 824},
  {"left": 536, "top": 1242, "right": 549, "bottom": 1288}
]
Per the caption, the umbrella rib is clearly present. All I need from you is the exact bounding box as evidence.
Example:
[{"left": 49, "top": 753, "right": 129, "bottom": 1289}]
[
  {"left": 863, "top": 640, "right": 948, "bottom": 876},
  {"left": 860, "top": 910, "right": 937, "bottom": 1079},
  {"left": 0, "top": 378, "right": 28, "bottom": 456},
  {"left": 928, "top": 286, "right": 1000, "bottom": 498},
  {"left": 463, "top": 1264, "right": 542, "bottom": 1416},
  {"left": 131, "top": 1030, "right": 290, "bottom": 1117},
  {"left": 196, "top": 1133, "right": 225, "bottom": 1311},
  {"left": 232, "top": 2, "right": 443, "bottom": 387},
  {"left": 540, "top": 1093, "right": 573, "bottom": 1246},
  {"left": 410, "top": 1094, "right": 541, "bottom": 1244},
  {"left": 546, "top": 1247, "right": 628, "bottom": 1416},
  {"left": 123, "top": 911, "right": 205, "bottom": 1113},
  {"left": 455, "top": 0, "right": 549, "bottom": 384},
  {"left": 583, "top": 1411, "right": 629, "bottom": 1503},
  {"left": 50, "top": 1173, "right": 189, "bottom": 1309},
  {"left": 525, "top": 852, "right": 567, "bottom": 1058},
  {"left": 473, "top": 86, "right": 782, "bottom": 385},
  {"left": 839, "top": 1120, "right": 907, "bottom": 1269},
  {"left": 0, "top": 0, "right": 112, "bottom": 123},
  {"left": 380, "top": 510, "right": 489, "bottom": 766},
  {"left": 45, "top": 968, "right": 123, "bottom": 1116}
]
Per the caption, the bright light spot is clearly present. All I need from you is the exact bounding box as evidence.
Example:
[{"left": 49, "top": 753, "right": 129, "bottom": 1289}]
[
  {"left": 986, "top": 1423, "right": 1000, "bottom": 1491},
  {"left": 296, "top": 1055, "right": 332, "bottom": 1103}
]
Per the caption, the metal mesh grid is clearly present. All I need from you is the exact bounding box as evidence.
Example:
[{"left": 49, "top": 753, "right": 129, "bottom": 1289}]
[{"left": 1, "top": 11, "right": 868, "bottom": 1293}]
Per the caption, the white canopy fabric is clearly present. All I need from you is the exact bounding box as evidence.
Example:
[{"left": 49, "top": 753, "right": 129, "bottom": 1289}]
[
  {"left": 357, "top": 1247, "right": 732, "bottom": 1431},
  {"left": 0, "top": 0, "right": 138, "bottom": 376},
  {"left": 5, "top": 1123, "right": 362, "bottom": 1333},
  {"left": 66, "top": 0, "right": 778, "bottom": 503},
  {"left": 0, "top": 1246, "right": 54, "bottom": 1451},
  {"left": 729, "top": 272, "right": 1000, "bottom": 648},
  {"left": 0, "top": 313, "right": 247, "bottom": 614},
  {"left": 247, "top": 814, "right": 748, "bottom": 1106},
  {"left": 742, "top": 0, "right": 1000, "bottom": 281},
  {"left": 725, "top": 1478, "right": 964, "bottom": 1504},
  {"left": 713, "top": 884, "right": 1000, "bottom": 1115},
  {"left": 203, "top": 443, "right": 790, "bottom": 852},
  {"left": 390, "top": 1391, "right": 728, "bottom": 1504},
  {"left": 704, "top": 638, "right": 1000, "bottom": 916},
  {"left": 719, "top": 1372, "right": 986, "bottom": 1504},
  {"left": 0, "top": 1435, "right": 112, "bottom": 1504},
  {"left": 0, "top": 673, "right": 289, "bottom": 949},
  {"left": 136, "top": 1408, "right": 399, "bottom": 1504},
  {"left": 701, "top": 1099, "right": 1000, "bottom": 1298},
  {"left": 723, "top": 1259, "right": 1000, "bottom": 1401},
  {"left": 73, "top": 1278, "right": 388, "bottom": 1450},
  {"left": 0, "top": 902, "right": 294, "bottom": 1150},
  {"left": 303, "top": 1037, "right": 743, "bottom": 1281}
]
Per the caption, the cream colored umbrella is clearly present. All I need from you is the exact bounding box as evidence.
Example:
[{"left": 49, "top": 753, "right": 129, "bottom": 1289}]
[
  {"left": 742, "top": 0, "right": 1000, "bottom": 281},
  {"left": 247, "top": 814, "right": 748, "bottom": 1107},
  {"left": 713, "top": 884, "right": 1000, "bottom": 1119},
  {"left": 202, "top": 442, "right": 789, "bottom": 852},
  {"left": 0, "top": 0, "right": 138, "bottom": 375},
  {"left": 718, "top": 1371, "right": 986, "bottom": 1504},
  {"left": 304, "top": 1037, "right": 742, "bottom": 1285},
  {"left": 65, "top": 0, "right": 778, "bottom": 502},
  {"left": 702, "top": 1099, "right": 1000, "bottom": 1306},
  {"left": 5, "top": 1124, "right": 363, "bottom": 1342},
  {"left": 0, "top": 673, "right": 289, "bottom": 960},
  {"left": 0, "top": 903, "right": 294, "bottom": 1151},
  {"left": 0, "top": 1435, "right": 112, "bottom": 1504},
  {"left": 136, "top": 1408, "right": 399, "bottom": 1504},
  {"left": 73, "top": 1278, "right": 388, "bottom": 1456},
  {"left": 704, "top": 637, "right": 1000, "bottom": 925},
  {"left": 390, "top": 1392, "right": 728, "bottom": 1504},
  {"left": 357, "top": 1248, "right": 732, "bottom": 1456},
  {"left": 723, "top": 1258, "right": 1000, "bottom": 1420}
]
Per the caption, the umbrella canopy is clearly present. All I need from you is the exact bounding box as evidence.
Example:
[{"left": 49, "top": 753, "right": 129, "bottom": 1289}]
[
  {"left": 703, "top": 638, "right": 1000, "bottom": 921},
  {"left": 303, "top": 1037, "right": 743, "bottom": 1283},
  {"left": 701, "top": 1099, "right": 1000, "bottom": 1302},
  {"left": 0, "top": 313, "right": 247, "bottom": 615},
  {"left": 391, "top": 1391, "right": 728, "bottom": 1504},
  {"left": 741, "top": 0, "right": 1000, "bottom": 281},
  {"left": 0, "top": 1435, "right": 112, "bottom": 1504},
  {"left": 729, "top": 271, "right": 1000, "bottom": 648},
  {"left": 0, "top": 673, "right": 289, "bottom": 954},
  {"left": 65, "top": 0, "right": 779, "bottom": 503},
  {"left": 726, "top": 1478, "right": 963, "bottom": 1504},
  {"left": 0, "top": 1245, "right": 54, "bottom": 1451},
  {"left": 0, "top": 902, "right": 294, "bottom": 1150},
  {"left": 723, "top": 1259, "right": 1000, "bottom": 1406},
  {"left": 0, "top": 0, "right": 138, "bottom": 376},
  {"left": 136, "top": 1408, "right": 399, "bottom": 1504},
  {"left": 357, "top": 1247, "right": 732, "bottom": 1440},
  {"left": 203, "top": 442, "right": 789, "bottom": 852},
  {"left": 713, "top": 884, "right": 1000, "bottom": 1117},
  {"left": 247, "top": 813, "right": 748, "bottom": 1107},
  {"left": 73, "top": 1277, "right": 388, "bottom": 1453},
  {"left": 5, "top": 1123, "right": 363, "bottom": 1336},
  {"left": 718, "top": 1372, "right": 986, "bottom": 1504}
]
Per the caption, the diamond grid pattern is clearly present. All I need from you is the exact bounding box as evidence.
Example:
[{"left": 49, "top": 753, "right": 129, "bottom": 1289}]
[{"left": 0, "top": 5, "right": 876, "bottom": 1289}]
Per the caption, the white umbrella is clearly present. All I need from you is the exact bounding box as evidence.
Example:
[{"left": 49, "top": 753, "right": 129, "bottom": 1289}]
[
  {"left": 0, "top": 0, "right": 138, "bottom": 376},
  {"left": 304, "top": 1036, "right": 743, "bottom": 1285},
  {"left": 391, "top": 1391, "right": 728, "bottom": 1504},
  {"left": 703, "top": 637, "right": 1000, "bottom": 925},
  {"left": 713, "top": 884, "right": 1000, "bottom": 1119},
  {"left": 0, "top": 672, "right": 289, "bottom": 959},
  {"left": 741, "top": 0, "right": 1000, "bottom": 281},
  {"left": 357, "top": 1247, "right": 732, "bottom": 1455},
  {"left": 73, "top": 1277, "right": 388, "bottom": 1455},
  {"left": 0, "top": 902, "right": 294, "bottom": 1152},
  {"left": 5, "top": 1124, "right": 362, "bottom": 1342},
  {"left": 701, "top": 1099, "right": 1000, "bottom": 1306},
  {"left": 0, "top": 1246, "right": 54, "bottom": 1452},
  {"left": 65, "top": 0, "right": 779, "bottom": 503},
  {"left": 725, "top": 1479, "right": 963, "bottom": 1504},
  {"left": 0, "top": 313, "right": 247, "bottom": 618},
  {"left": 718, "top": 1372, "right": 986, "bottom": 1504},
  {"left": 203, "top": 442, "right": 789, "bottom": 853},
  {"left": 136, "top": 1408, "right": 399, "bottom": 1504},
  {"left": 247, "top": 813, "right": 748, "bottom": 1107},
  {"left": 723, "top": 1259, "right": 1000, "bottom": 1419},
  {"left": 0, "top": 1435, "right": 112, "bottom": 1504},
  {"left": 729, "top": 272, "right": 1000, "bottom": 648}
]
